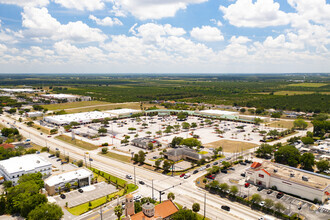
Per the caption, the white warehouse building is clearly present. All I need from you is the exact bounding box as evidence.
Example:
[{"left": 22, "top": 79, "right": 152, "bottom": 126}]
[
  {"left": 246, "top": 161, "right": 330, "bottom": 203},
  {"left": 44, "top": 111, "right": 113, "bottom": 125},
  {"left": 0, "top": 154, "right": 52, "bottom": 185},
  {"left": 105, "top": 108, "right": 142, "bottom": 118}
]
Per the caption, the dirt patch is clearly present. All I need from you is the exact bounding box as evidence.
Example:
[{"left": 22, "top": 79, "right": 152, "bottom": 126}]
[
  {"left": 267, "top": 120, "right": 312, "bottom": 129},
  {"left": 204, "top": 139, "right": 257, "bottom": 153}
]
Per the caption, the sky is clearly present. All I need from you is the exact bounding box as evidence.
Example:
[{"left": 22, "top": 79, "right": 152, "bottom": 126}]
[{"left": 0, "top": 0, "right": 330, "bottom": 74}]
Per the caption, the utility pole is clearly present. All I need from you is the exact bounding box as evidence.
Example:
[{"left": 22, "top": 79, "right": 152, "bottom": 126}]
[
  {"left": 152, "top": 179, "right": 154, "bottom": 199},
  {"left": 203, "top": 192, "right": 206, "bottom": 219},
  {"left": 134, "top": 166, "right": 136, "bottom": 186},
  {"left": 100, "top": 206, "right": 103, "bottom": 220}
]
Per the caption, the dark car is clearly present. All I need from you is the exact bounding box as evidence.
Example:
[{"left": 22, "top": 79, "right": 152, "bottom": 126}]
[
  {"left": 229, "top": 167, "right": 235, "bottom": 171},
  {"left": 242, "top": 195, "right": 247, "bottom": 199},
  {"left": 78, "top": 189, "right": 83, "bottom": 193},
  {"left": 240, "top": 173, "right": 246, "bottom": 177},
  {"left": 221, "top": 205, "right": 230, "bottom": 211},
  {"left": 240, "top": 162, "right": 247, "bottom": 166},
  {"left": 257, "top": 186, "right": 264, "bottom": 191},
  {"left": 267, "top": 190, "right": 273, "bottom": 194},
  {"left": 60, "top": 194, "right": 66, "bottom": 199},
  {"left": 139, "top": 180, "right": 145, "bottom": 185},
  {"left": 56, "top": 158, "right": 62, "bottom": 162},
  {"left": 206, "top": 164, "right": 210, "bottom": 168},
  {"left": 61, "top": 161, "right": 68, "bottom": 165},
  {"left": 276, "top": 192, "right": 284, "bottom": 199},
  {"left": 193, "top": 170, "right": 199, "bottom": 174},
  {"left": 48, "top": 154, "right": 55, "bottom": 158},
  {"left": 221, "top": 169, "right": 228, "bottom": 174},
  {"left": 213, "top": 162, "right": 218, "bottom": 165}
]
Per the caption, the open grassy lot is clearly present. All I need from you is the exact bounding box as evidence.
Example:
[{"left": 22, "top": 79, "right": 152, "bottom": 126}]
[
  {"left": 55, "top": 135, "right": 98, "bottom": 151},
  {"left": 99, "top": 151, "right": 131, "bottom": 163},
  {"left": 205, "top": 140, "right": 257, "bottom": 152},
  {"left": 32, "top": 124, "right": 51, "bottom": 134},
  {"left": 267, "top": 120, "right": 312, "bottom": 129},
  {"left": 90, "top": 167, "right": 127, "bottom": 187},
  {"left": 41, "top": 101, "right": 109, "bottom": 110},
  {"left": 288, "top": 83, "right": 328, "bottom": 87},
  {"left": 274, "top": 91, "right": 330, "bottom": 95}
]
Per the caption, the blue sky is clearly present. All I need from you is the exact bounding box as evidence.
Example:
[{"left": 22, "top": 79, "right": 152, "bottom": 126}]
[{"left": 0, "top": 0, "right": 330, "bottom": 73}]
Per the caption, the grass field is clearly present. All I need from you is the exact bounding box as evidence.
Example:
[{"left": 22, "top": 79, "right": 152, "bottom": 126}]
[
  {"left": 267, "top": 120, "right": 312, "bottom": 129},
  {"left": 99, "top": 151, "right": 132, "bottom": 163},
  {"left": 288, "top": 83, "right": 328, "bottom": 87},
  {"left": 274, "top": 91, "right": 330, "bottom": 96},
  {"left": 32, "top": 124, "right": 51, "bottom": 134},
  {"left": 90, "top": 167, "right": 127, "bottom": 187},
  {"left": 41, "top": 101, "right": 109, "bottom": 110},
  {"left": 205, "top": 140, "right": 257, "bottom": 153},
  {"left": 55, "top": 135, "right": 98, "bottom": 151}
]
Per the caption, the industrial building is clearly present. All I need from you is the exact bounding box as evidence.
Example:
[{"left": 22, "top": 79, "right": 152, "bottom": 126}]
[
  {"left": 44, "top": 111, "right": 113, "bottom": 125},
  {"left": 199, "top": 109, "right": 239, "bottom": 117},
  {"left": 41, "top": 94, "right": 91, "bottom": 102},
  {"left": 0, "top": 154, "right": 52, "bottom": 185},
  {"left": 44, "top": 168, "right": 93, "bottom": 195},
  {"left": 238, "top": 115, "right": 270, "bottom": 122},
  {"left": 25, "top": 111, "right": 44, "bottom": 118},
  {"left": 164, "top": 147, "right": 207, "bottom": 162},
  {"left": 246, "top": 161, "right": 330, "bottom": 203},
  {"left": 0, "top": 88, "right": 36, "bottom": 93},
  {"left": 131, "top": 138, "right": 161, "bottom": 149}
]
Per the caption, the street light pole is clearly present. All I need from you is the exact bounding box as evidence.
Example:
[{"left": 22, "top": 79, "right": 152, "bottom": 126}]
[
  {"left": 134, "top": 166, "right": 136, "bottom": 186},
  {"left": 152, "top": 179, "right": 154, "bottom": 199},
  {"left": 203, "top": 192, "right": 206, "bottom": 219}
]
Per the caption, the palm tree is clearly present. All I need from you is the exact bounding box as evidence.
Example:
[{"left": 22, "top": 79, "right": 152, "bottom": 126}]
[{"left": 167, "top": 192, "right": 175, "bottom": 201}]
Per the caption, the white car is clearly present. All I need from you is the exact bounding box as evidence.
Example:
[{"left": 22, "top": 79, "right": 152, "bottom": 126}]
[
  {"left": 199, "top": 167, "right": 206, "bottom": 171},
  {"left": 126, "top": 175, "right": 132, "bottom": 179},
  {"left": 184, "top": 173, "right": 191, "bottom": 179},
  {"left": 259, "top": 201, "right": 265, "bottom": 206}
]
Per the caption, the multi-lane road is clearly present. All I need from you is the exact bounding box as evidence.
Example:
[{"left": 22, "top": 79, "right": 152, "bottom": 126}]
[{"left": 0, "top": 114, "right": 265, "bottom": 220}]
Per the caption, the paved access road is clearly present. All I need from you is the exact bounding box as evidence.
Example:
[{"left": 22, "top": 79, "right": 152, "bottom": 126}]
[{"left": 1, "top": 114, "right": 264, "bottom": 220}]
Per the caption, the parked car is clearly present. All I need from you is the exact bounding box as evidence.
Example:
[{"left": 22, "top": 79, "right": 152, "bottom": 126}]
[
  {"left": 267, "top": 190, "right": 273, "bottom": 194},
  {"left": 206, "top": 174, "right": 215, "bottom": 180},
  {"left": 221, "top": 205, "right": 230, "bottom": 211},
  {"left": 229, "top": 167, "right": 235, "bottom": 171},
  {"left": 245, "top": 183, "right": 250, "bottom": 188},
  {"left": 138, "top": 180, "right": 145, "bottom": 185},
  {"left": 240, "top": 162, "right": 247, "bottom": 165},
  {"left": 60, "top": 194, "right": 66, "bottom": 199},
  {"left": 259, "top": 201, "right": 265, "bottom": 206},
  {"left": 221, "top": 169, "right": 228, "bottom": 174},
  {"left": 206, "top": 164, "right": 210, "bottom": 168},
  {"left": 257, "top": 186, "right": 264, "bottom": 191},
  {"left": 242, "top": 195, "right": 247, "bottom": 199},
  {"left": 126, "top": 175, "right": 132, "bottom": 179},
  {"left": 240, "top": 173, "right": 246, "bottom": 177},
  {"left": 184, "top": 173, "right": 191, "bottom": 179},
  {"left": 48, "top": 154, "right": 55, "bottom": 158},
  {"left": 276, "top": 192, "right": 284, "bottom": 199},
  {"left": 213, "top": 162, "right": 218, "bottom": 165},
  {"left": 193, "top": 170, "right": 199, "bottom": 174},
  {"left": 56, "top": 158, "right": 62, "bottom": 162},
  {"left": 199, "top": 167, "right": 206, "bottom": 171},
  {"left": 78, "top": 189, "right": 83, "bottom": 193},
  {"left": 180, "top": 173, "right": 186, "bottom": 178}
]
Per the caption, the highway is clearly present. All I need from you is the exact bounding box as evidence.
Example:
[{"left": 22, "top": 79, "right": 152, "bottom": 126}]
[{"left": 0, "top": 114, "right": 264, "bottom": 220}]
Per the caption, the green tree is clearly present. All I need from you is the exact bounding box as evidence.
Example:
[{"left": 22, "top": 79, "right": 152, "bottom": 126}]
[
  {"left": 294, "top": 119, "right": 308, "bottom": 130},
  {"left": 177, "top": 112, "right": 188, "bottom": 121},
  {"left": 230, "top": 185, "right": 238, "bottom": 196},
  {"left": 316, "top": 160, "right": 330, "bottom": 173},
  {"left": 274, "top": 202, "right": 286, "bottom": 212},
  {"left": 65, "top": 183, "right": 71, "bottom": 191},
  {"left": 274, "top": 145, "right": 301, "bottom": 167},
  {"left": 55, "top": 150, "right": 60, "bottom": 158},
  {"left": 101, "top": 147, "right": 108, "bottom": 154},
  {"left": 300, "top": 153, "right": 315, "bottom": 171},
  {"left": 114, "top": 205, "right": 123, "bottom": 220},
  {"left": 192, "top": 203, "right": 200, "bottom": 213},
  {"left": 191, "top": 122, "right": 197, "bottom": 128},
  {"left": 301, "top": 137, "right": 314, "bottom": 145},
  {"left": 167, "top": 192, "right": 175, "bottom": 200},
  {"left": 138, "top": 150, "right": 145, "bottom": 163},
  {"left": 155, "top": 160, "right": 161, "bottom": 169},
  {"left": 27, "top": 203, "right": 63, "bottom": 220},
  {"left": 18, "top": 173, "right": 44, "bottom": 190},
  {"left": 181, "top": 122, "right": 190, "bottom": 130},
  {"left": 171, "top": 136, "right": 184, "bottom": 147},
  {"left": 264, "top": 198, "right": 274, "bottom": 209},
  {"left": 251, "top": 194, "right": 262, "bottom": 204},
  {"left": 162, "top": 160, "right": 171, "bottom": 172},
  {"left": 254, "top": 118, "right": 263, "bottom": 125},
  {"left": 26, "top": 121, "right": 34, "bottom": 127},
  {"left": 180, "top": 138, "right": 201, "bottom": 148},
  {"left": 133, "top": 154, "right": 139, "bottom": 163},
  {"left": 256, "top": 144, "right": 274, "bottom": 158},
  {"left": 98, "top": 127, "right": 107, "bottom": 134},
  {"left": 171, "top": 209, "right": 197, "bottom": 220},
  {"left": 77, "top": 160, "right": 84, "bottom": 167},
  {"left": 219, "top": 183, "right": 229, "bottom": 192},
  {"left": 21, "top": 194, "right": 47, "bottom": 218}
]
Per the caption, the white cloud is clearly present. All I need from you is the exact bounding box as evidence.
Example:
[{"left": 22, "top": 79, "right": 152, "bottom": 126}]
[
  {"left": 230, "top": 36, "right": 251, "bottom": 44},
  {"left": 0, "top": 0, "right": 48, "bottom": 7},
  {"left": 112, "top": 0, "right": 208, "bottom": 20},
  {"left": 220, "top": 0, "right": 291, "bottom": 28},
  {"left": 53, "top": 0, "right": 104, "bottom": 11},
  {"left": 89, "top": 15, "right": 122, "bottom": 26},
  {"left": 22, "top": 7, "right": 107, "bottom": 43},
  {"left": 190, "top": 26, "right": 224, "bottom": 42},
  {"left": 210, "top": 19, "right": 222, "bottom": 27}
]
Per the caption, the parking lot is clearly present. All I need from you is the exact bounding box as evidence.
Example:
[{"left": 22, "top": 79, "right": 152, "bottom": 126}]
[
  {"left": 38, "top": 152, "right": 78, "bottom": 174},
  {"left": 53, "top": 182, "right": 117, "bottom": 208}
]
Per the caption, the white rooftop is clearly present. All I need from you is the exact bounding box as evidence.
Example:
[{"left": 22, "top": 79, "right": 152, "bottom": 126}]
[
  {"left": 0, "top": 88, "right": 36, "bottom": 93},
  {"left": 105, "top": 108, "right": 141, "bottom": 115},
  {"left": 42, "top": 94, "right": 78, "bottom": 99},
  {"left": 44, "top": 111, "right": 113, "bottom": 124},
  {"left": 200, "top": 109, "right": 239, "bottom": 115},
  {"left": 45, "top": 168, "right": 92, "bottom": 186},
  {"left": 0, "top": 154, "right": 51, "bottom": 174},
  {"left": 239, "top": 115, "right": 269, "bottom": 120}
]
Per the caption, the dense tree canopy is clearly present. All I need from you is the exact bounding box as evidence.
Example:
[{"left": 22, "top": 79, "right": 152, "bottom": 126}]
[{"left": 275, "top": 145, "right": 301, "bottom": 167}]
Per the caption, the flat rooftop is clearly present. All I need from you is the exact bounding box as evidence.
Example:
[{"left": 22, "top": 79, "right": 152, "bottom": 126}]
[
  {"left": 105, "top": 108, "right": 141, "bottom": 115},
  {"left": 0, "top": 88, "right": 35, "bottom": 93},
  {"left": 199, "top": 109, "right": 239, "bottom": 115},
  {"left": 0, "top": 154, "right": 52, "bottom": 174},
  {"left": 260, "top": 161, "right": 330, "bottom": 190},
  {"left": 44, "top": 111, "right": 113, "bottom": 124},
  {"left": 45, "top": 168, "right": 92, "bottom": 186},
  {"left": 42, "top": 94, "right": 78, "bottom": 99}
]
